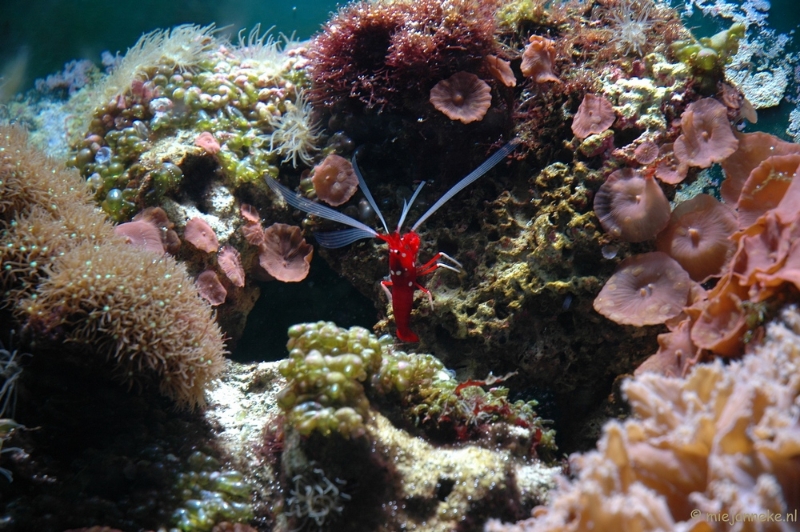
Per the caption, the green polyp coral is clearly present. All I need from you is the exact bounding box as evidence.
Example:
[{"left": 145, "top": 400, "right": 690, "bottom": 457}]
[
  {"left": 66, "top": 26, "right": 320, "bottom": 221},
  {"left": 670, "top": 22, "right": 745, "bottom": 91},
  {"left": 171, "top": 450, "right": 254, "bottom": 532},
  {"left": 277, "top": 322, "right": 385, "bottom": 439},
  {"left": 278, "top": 322, "right": 555, "bottom": 455}
]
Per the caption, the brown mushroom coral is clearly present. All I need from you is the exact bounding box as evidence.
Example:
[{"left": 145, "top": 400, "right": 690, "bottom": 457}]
[
  {"left": 571, "top": 94, "right": 616, "bottom": 139},
  {"left": 218, "top": 245, "right": 245, "bottom": 287},
  {"left": 720, "top": 131, "right": 800, "bottom": 204},
  {"left": 633, "top": 141, "right": 659, "bottom": 165},
  {"left": 114, "top": 219, "right": 165, "bottom": 254},
  {"left": 259, "top": 223, "right": 314, "bottom": 282},
  {"left": 429, "top": 71, "right": 492, "bottom": 124},
  {"left": 184, "top": 217, "right": 219, "bottom": 253},
  {"left": 593, "top": 168, "right": 671, "bottom": 242},
  {"left": 484, "top": 55, "right": 515, "bottom": 87},
  {"left": 593, "top": 252, "right": 694, "bottom": 327},
  {"left": 311, "top": 154, "right": 359, "bottom": 206},
  {"left": 656, "top": 194, "right": 737, "bottom": 282},
  {"left": 520, "top": 35, "right": 560, "bottom": 83},
  {"left": 673, "top": 98, "right": 738, "bottom": 168},
  {"left": 196, "top": 269, "right": 227, "bottom": 306}
]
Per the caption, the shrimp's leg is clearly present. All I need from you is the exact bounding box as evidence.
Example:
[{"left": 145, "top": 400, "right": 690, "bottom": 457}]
[
  {"left": 381, "top": 280, "right": 393, "bottom": 303},
  {"left": 415, "top": 283, "right": 434, "bottom": 310},
  {"left": 417, "top": 251, "right": 463, "bottom": 277}
]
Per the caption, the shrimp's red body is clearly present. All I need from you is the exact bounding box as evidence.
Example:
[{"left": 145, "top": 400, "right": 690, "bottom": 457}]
[
  {"left": 266, "top": 139, "right": 519, "bottom": 343},
  {"left": 378, "top": 231, "right": 443, "bottom": 342}
]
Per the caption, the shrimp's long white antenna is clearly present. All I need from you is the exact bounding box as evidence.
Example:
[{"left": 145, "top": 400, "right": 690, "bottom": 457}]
[
  {"left": 266, "top": 177, "right": 379, "bottom": 237},
  {"left": 411, "top": 138, "right": 520, "bottom": 232},
  {"left": 396, "top": 180, "right": 426, "bottom": 232},
  {"left": 352, "top": 149, "right": 389, "bottom": 234}
]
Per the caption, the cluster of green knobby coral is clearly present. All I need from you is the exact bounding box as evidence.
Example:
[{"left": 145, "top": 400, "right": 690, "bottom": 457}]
[{"left": 277, "top": 322, "right": 555, "bottom": 452}]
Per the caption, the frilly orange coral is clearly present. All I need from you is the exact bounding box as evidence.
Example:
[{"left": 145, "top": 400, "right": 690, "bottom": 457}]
[
  {"left": 484, "top": 55, "right": 515, "bottom": 87},
  {"left": 720, "top": 131, "right": 800, "bottom": 204},
  {"left": 736, "top": 154, "right": 800, "bottom": 229},
  {"left": 520, "top": 35, "right": 560, "bottom": 84}
]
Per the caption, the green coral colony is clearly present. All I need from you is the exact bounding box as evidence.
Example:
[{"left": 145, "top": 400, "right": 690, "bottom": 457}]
[
  {"left": 279, "top": 322, "right": 555, "bottom": 449},
  {"left": 67, "top": 25, "right": 315, "bottom": 221}
]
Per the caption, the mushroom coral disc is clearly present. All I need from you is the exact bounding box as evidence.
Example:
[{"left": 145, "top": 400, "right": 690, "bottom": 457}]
[
  {"left": 594, "top": 168, "right": 670, "bottom": 242},
  {"left": 673, "top": 98, "right": 738, "bottom": 169},
  {"left": 429, "top": 71, "right": 492, "bottom": 124},
  {"left": 593, "top": 252, "right": 693, "bottom": 327},
  {"left": 656, "top": 194, "right": 737, "bottom": 282}
]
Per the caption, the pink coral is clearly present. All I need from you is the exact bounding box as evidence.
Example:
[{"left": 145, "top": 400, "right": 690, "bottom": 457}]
[
  {"left": 593, "top": 252, "right": 694, "bottom": 327},
  {"left": 114, "top": 219, "right": 165, "bottom": 254},
  {"left": 259, "top": 223, "right": 314, "bottom": 282},
  {"left": 194, "top": 131, "right": 221, "bottom": 155},
  {"left": 593, "top": 168, "right": 670, "bottom": 242},
  {"left": 520, "top": 35, "right": 560, "bottom": 83},
  {"left": 429, "top": 71, "right": 492, "bottom": 124},
  {"left": 571, "top": 94, "right": 615, "bottom": 139},
  {"left": 311, "top": 154, "right": 359, "bottom": 206},
  {"left": 240, "top": 203, "right": 260, "bottom": 223},
  {"left": 196, "top": 270, "right": 227, "bottom": 306},
  {"left": 673, "top": 98, "right": 738, "bottom": 168},
  {"left": 218, "top": 245, "right": 245, "bottom": 287},
  {"left": 184, "top": 217, "right": 219, "bottom": 253}
]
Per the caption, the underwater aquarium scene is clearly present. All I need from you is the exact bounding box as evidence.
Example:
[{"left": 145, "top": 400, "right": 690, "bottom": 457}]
[{"left": 2, "top": 0, "right": 800, "bottom": 530}]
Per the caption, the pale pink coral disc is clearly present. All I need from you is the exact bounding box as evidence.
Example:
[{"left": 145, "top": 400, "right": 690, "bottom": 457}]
[
  {"left": 115, "top": 219, "right": 166, "bottom": 254},
  {"left": 593, "top": 251, "right": 693, "bottom": 327},
  {"left": 218, "top": 245, "right": 245, "bottom": 287},
  {"left": 572, "top": 94, "right": 616, "bottom": 139},
  {"left": 259, "top": 223, "right": 314, "bottom": 282},
  {"left": 594, "top": 168, "right": 671, "bottom": 242},
  {"left": 184, "top": 217, "right": 219, "bottom": 253},
  {"left": 196, "top": 270, "right": 227, "bottom": 306},
  {"left": 311, "top": 154, "right": 359, "bottom": 206}
]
